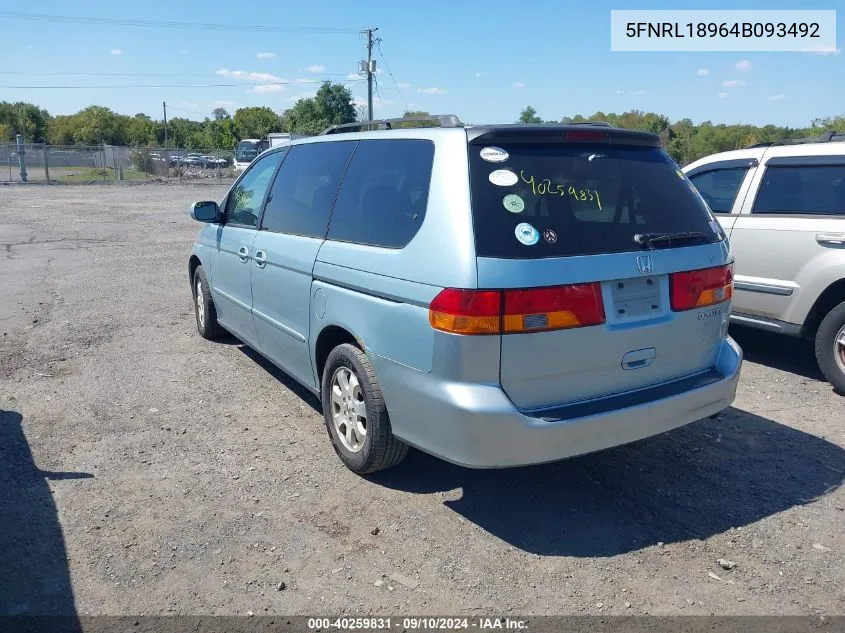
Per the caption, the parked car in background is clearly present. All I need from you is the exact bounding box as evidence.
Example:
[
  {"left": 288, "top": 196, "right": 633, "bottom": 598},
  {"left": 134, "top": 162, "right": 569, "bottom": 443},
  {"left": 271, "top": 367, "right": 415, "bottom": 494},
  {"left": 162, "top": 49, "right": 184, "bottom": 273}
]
[
  {"left": 188, "top": 116, "right": 741, "bottom": 475},
  {"left": 685, "top": 132, "right": 845, "bottom": 393}
]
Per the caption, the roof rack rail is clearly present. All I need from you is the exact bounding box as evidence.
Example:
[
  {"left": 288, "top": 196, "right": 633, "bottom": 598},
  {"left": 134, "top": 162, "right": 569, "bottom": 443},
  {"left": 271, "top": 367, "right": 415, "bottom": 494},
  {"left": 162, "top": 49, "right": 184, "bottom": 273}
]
[
  {"left": 745, "top": 130, "right": 845, "bottom": 148},
  {"left": 320, "top": 115, "right": 464, "bottom": 135}
]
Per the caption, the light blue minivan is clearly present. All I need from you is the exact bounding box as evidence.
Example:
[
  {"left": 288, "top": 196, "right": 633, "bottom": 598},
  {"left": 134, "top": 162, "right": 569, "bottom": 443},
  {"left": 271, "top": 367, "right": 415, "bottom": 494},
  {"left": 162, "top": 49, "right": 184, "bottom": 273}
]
[{"left": 188, "top": 117, "right": 742, "bottom": 474}]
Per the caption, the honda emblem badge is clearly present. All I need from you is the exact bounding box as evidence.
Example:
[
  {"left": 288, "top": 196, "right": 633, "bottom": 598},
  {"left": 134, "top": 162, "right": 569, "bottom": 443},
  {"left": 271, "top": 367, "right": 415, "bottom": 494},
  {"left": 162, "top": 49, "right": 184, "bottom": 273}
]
[{"left": 636, "top": 255, "right": 654, "bottom": 274}]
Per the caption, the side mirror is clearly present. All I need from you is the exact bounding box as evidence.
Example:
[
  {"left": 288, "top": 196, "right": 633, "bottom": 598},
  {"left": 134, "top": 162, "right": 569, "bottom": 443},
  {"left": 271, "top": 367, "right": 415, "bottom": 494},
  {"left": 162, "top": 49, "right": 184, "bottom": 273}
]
[{"left": 190, "top": 201, "right": 220, "bottom": 223}]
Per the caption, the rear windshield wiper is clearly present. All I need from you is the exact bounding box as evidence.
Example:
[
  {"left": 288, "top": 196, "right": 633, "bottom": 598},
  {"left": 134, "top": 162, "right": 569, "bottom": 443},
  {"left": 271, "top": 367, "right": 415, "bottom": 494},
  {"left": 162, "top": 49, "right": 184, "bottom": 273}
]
[{"left": 633, "top": 231, "right": 709, "bottom": 249}]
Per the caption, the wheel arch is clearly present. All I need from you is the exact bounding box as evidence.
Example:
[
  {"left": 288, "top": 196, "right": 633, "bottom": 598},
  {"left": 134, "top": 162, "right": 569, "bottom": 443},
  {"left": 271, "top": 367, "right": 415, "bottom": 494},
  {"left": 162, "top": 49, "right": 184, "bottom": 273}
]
[
  {"left": 801, "top": 278, "right": 845, "bottom": 338},
  {"left": 314, "top": 324, "right": 364, "bottom": 388}
]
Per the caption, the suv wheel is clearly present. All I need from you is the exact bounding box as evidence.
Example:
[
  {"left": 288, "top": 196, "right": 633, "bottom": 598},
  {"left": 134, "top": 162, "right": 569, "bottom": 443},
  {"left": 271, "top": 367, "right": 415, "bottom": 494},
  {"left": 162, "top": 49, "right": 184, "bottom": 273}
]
[
  {"left": 814, "top": 300, "right": 845, "bottom": 395},
  {"left": 192, "top": 265, "right": 220, "bottom": 340},
  {"left": 321, "top": 343, "right": 408, "bottom": 474}
]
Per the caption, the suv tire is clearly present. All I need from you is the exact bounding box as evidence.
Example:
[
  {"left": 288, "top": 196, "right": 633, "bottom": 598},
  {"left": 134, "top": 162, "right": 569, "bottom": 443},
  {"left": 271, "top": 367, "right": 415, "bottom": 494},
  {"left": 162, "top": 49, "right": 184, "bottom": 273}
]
[
  {"left": 192, "top": 265, "right": 221, "bottom": 340},
  {"left": 814, "top": 300, "right": 845, "bottom": 395},
  {"left": 321, "top": 343, "right": 408, "bottom": 474}
]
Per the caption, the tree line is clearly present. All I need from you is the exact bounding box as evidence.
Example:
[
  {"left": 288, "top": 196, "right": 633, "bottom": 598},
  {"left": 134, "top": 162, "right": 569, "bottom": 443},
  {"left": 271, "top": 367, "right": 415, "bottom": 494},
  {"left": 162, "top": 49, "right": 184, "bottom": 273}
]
[
  {"left": 0, "top": 82, "right": 358, "bottom": 149},
  {"left": 518, "top": 105, "right": 845, "bottom": 165}
]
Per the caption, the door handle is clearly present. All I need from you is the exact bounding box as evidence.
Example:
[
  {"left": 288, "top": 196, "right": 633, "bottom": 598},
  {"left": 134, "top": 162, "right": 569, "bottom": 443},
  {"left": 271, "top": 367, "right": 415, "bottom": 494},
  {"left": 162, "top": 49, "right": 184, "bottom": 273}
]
[
  {"left": 254, "top": 250, "right": 267, "bottom": 268},
  {"left": 237, "top": 246, "right": 249, "bottom": 262},
  {"left": 816, "top": 233, "right": 845, "bottom": 247}
]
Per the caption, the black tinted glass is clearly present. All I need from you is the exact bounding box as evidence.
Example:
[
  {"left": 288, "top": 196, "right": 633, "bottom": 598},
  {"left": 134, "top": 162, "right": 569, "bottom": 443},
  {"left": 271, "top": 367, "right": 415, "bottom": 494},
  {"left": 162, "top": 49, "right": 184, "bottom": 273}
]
[
  {"left": 261, "top": 142, "right": 356, "bottom": 238},
  {"left": 689, "top": 167, "right": 748, "bottom": 213},
  {"left": 327, "top": 140, "right": 435, "bottom": 248},
  {"left": 753, "top": 165, "right": 845, "bottom": 215},
  {"left": 468, "top": 143, "right": 722, "bottom": 258}
]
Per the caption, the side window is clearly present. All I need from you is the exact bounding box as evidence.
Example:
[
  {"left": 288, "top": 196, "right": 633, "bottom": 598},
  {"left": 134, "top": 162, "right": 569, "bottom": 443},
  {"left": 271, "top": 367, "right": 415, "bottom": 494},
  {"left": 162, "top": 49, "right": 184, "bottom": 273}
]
[
  {"left": 327, "top": 139, "right": 435, "bottom": 248},
  {"left": 260, "top": 142, "right": 356, "bottom": 237},
  {"left": 224, "top": 151, "right": 285, "bottom": 227},
  {"left": 688, "top": 168, "right": 748, "bottom": 214},
  {"left": 753, "top": 165, "right": 845, "bottom": 216}
]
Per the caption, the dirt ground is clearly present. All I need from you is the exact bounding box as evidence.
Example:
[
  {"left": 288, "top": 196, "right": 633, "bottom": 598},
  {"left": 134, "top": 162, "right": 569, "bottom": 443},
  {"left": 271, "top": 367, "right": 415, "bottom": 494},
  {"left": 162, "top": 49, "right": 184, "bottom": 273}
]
[{"left": 1, "top": 183, "right": 843, "bottom": 617}]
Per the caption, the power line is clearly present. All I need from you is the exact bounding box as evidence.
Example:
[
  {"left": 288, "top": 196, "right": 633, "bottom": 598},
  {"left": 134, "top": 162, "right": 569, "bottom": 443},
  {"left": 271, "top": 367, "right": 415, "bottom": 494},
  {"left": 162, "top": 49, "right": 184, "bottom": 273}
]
[
  {"left": 0, "top": 79, "right": 366, "bottom": 89},
  {"left": 375, "top": 40, "right": 409, "bottom": 112},
  {"left": 0, "top": 11, "right": 359, "bottom": 33},
  {"left": 0, "top": 70, "right": 355, "bottom": 78}
]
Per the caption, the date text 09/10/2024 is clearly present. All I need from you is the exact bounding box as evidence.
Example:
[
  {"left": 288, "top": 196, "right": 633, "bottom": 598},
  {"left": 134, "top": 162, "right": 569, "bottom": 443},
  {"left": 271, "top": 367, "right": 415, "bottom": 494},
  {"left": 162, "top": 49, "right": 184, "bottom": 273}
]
[
  {"left": 625, "top": 22, "right": 821, "bottom": 39},
  {"left": 306, "top": 617, "right": 528, "bottom": 630}
]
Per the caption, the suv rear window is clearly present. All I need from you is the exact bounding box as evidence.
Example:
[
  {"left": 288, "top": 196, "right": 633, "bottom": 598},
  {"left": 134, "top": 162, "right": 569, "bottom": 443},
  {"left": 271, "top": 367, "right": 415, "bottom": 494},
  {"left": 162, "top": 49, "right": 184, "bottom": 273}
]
[{"left": 468, "top": 143, "right": 722, "bottom": 258}]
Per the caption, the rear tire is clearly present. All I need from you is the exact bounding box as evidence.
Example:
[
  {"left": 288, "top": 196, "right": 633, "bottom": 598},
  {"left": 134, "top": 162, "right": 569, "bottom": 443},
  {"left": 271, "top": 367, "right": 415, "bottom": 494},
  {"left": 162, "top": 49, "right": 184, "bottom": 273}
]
[
  {"left": 321, "top": 343, "right": 408, "bottom": 474},
  {"left": 192, "top": 265, "right": 221, "bottom": 340},
  {"left": 814, "top": 300, "right": 845, "bottom": 395}
]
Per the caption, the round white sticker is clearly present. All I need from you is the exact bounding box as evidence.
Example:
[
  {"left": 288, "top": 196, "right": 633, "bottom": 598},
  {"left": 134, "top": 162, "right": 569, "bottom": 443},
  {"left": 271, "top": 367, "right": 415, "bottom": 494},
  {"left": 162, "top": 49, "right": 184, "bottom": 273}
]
[
  {"left": 488, "top": 169, "right": 519, "bottom": 187},
  {"left": 503, "top": 194, "right": 525, "bottom": 213},
  {"left": 480, "top": 146, "right": 509, "bottom": 163},
  {"left": 515, "top": 222, "right": 539, "bottom": 246}
]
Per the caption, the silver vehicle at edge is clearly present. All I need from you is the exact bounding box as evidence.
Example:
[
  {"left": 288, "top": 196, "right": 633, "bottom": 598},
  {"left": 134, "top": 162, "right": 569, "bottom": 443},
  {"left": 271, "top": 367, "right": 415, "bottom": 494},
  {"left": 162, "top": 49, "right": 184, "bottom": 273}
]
[{"left": 188, "top": 116, "right": 742, "bottom": 474}]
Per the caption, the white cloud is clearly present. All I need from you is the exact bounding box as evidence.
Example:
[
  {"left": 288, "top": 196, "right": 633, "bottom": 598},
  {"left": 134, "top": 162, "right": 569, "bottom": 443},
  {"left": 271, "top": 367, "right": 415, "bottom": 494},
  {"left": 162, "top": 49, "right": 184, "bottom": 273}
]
[
  {"left": 250, "top": 84, "right": 286, "bottom": 94},
  {"left": 304, "top": 64, "right": 325, "bottom": 73},
  {"left": 513, "top": 82, "right": 525, "bottom": 88},
  {"left": 417, "top": 86, "right": 447, "bottom": 95},
  {"left": 216, "top": 68, "right": 285, "bottom": 83},
  {"left": 768, "top": 94, "right": 786, "bottom": 101},
  {"left": 474, "top": 71, "right": 486, "bottom": 77},
  {"left": 179, "top": 101, "right": 198, "bottom": 109},
  {"left": 616, "top": 89, "right": 625, "bottom": 95},
  {"left": 179, "top": 50, "right": 189, "bottom": 55},
  {"left": 289, "top": 92, "right": 317, "bottom": 101},
  {"left": 630, "top": 89, "right": 646, "bottom": 95},
  {"left": 397, "top": 82, "right": 411, "bottom": 88},
  {"left": 353, "top": 97, "right": 394, "bottom": 109},
  {"left": 293, "top": 78, "right": 315, "bottom": 84},
  {"left": 110, "top": 48, "right": 124, "bottom": 56},
  {"left": 722, "top": 79, "right": 746, "bottom": 88},
  {"left": 347, "top": 72, "right": 363, "bottom": 80},
  {"left": 26, "top": 45, "right": 34, "bottom": 50},
  {"left": 256, "top": 52, "right": 276, "bottom": 59},
  {"left": 696, "top": 68, "right": 710, "bottom": 76},
  {"left": 717, "top": 92, "right": 730, "bottom": 99},
  {"left": 734, "top": 60, "right": 752, "bottom": 72},
  {"left": 803, "top": 44, "right": 841, "bottom": 55}
]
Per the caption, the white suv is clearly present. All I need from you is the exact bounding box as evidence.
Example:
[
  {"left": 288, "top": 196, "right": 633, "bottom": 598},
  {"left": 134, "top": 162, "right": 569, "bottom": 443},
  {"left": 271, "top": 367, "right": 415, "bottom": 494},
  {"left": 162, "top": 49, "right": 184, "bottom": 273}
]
[{"left": 684, "top": 133, "right": 845, "bottom": 393}]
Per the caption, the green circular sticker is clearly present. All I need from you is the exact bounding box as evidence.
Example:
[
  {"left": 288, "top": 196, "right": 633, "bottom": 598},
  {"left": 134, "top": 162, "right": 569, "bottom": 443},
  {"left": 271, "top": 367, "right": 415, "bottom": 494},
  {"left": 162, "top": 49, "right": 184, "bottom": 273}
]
[{"left": 503, "top": 194, "right": 525, "bottom": 214}]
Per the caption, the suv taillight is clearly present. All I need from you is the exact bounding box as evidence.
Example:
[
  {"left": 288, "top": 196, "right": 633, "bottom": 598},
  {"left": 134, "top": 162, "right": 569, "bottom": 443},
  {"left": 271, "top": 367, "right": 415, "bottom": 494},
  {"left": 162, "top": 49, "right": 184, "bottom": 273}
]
[
  {"left": 670, "top": 264, "right": 734, "bottom": 312},
  {"left": 429, "top": 284, "right": 606, "bottom": 335}
]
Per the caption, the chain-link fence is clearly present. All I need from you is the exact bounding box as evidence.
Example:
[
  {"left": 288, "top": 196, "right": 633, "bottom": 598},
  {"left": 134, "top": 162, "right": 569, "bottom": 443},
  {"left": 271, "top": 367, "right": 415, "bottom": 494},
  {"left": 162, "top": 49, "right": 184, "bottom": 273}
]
[{"left": 0, "top": 143, "right": 238, "bottom": 184}]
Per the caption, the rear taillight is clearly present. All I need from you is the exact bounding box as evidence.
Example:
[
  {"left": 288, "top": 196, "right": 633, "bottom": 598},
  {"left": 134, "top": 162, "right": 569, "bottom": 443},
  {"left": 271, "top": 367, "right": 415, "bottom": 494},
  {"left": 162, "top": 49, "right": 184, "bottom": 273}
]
[
  {"left": 429, "top": 284, "right": 606, "bottom": 335},
  {"left": 670, "top": 264, "right": 734, "bottom": 311},
  {"left": 503, "top": 283, "right": 605, "bottom": 333},
  {"left": 428, "top": 289, "right": 501, "bottom": 335}
]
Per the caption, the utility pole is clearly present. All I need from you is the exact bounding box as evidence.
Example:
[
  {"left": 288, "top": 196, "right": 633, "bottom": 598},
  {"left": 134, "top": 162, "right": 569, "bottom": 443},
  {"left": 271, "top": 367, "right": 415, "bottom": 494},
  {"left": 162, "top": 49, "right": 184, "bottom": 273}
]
[
  {"left": 162, "top": 101, "right": 169, "bottom": 176},
  {"left": 360, "top": 28, "right": 378, "bottom": 121}
]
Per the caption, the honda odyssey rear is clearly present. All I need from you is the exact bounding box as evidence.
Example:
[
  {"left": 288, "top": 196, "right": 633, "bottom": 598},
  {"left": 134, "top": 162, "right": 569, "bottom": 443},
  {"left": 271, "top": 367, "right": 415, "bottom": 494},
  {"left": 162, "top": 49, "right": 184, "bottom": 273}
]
[{"left": 189, "top": 117, "right": 742, "bottom": 474}]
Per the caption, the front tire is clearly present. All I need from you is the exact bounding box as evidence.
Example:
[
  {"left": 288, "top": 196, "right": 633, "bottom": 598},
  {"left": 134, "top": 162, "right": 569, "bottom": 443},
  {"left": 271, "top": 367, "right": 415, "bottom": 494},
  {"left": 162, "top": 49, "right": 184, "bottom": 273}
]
[
  {"left": 814, "top": 300, "right": 845, "bottom": 395},
  {"left": 321, "top": 343, "right": 408, "bottom": 474},
  {"left": 192, "top": 265, "right": 221, "bottom": 340}
]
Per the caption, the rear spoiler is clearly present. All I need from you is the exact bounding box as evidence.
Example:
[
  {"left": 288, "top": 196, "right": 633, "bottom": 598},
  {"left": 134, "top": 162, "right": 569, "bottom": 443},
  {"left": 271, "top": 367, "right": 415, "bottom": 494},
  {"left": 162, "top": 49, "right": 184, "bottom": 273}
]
[{"left": 466, "top": 124, "right": 660, "bottom": 147}]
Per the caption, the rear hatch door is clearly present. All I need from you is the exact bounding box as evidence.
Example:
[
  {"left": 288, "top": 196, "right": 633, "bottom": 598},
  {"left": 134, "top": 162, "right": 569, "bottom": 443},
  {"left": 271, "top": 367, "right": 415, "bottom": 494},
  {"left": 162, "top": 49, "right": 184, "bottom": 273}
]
[{"left": 467, "top": 126, "right": 732, "bottom": 410}]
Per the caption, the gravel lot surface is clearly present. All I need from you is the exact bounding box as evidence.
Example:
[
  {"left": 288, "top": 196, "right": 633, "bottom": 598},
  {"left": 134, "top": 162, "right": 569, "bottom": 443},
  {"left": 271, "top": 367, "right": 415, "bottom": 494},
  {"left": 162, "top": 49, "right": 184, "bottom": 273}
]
[{"left": 1, "top": 183, "right": 843, "bottom": 616}]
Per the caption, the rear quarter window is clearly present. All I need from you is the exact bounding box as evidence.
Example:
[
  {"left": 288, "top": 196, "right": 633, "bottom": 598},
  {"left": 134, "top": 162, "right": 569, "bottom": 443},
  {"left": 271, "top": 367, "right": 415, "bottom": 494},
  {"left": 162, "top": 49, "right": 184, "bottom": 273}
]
[
  {"left": 468, "top": 143, "right": 722, "bottom": 258},
  {"left": 753, "top": 165, "right": 845, "bottom": 215},
  {"left": 327, "top": 139, "right": 434, "bottom": 248}
]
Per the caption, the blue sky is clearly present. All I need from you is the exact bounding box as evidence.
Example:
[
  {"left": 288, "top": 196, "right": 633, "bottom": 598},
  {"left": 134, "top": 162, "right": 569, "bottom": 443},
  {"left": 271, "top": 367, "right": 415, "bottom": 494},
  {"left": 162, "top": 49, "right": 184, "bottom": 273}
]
[{"left": 1, "top": 0, "right": 842, "bottom": 126}]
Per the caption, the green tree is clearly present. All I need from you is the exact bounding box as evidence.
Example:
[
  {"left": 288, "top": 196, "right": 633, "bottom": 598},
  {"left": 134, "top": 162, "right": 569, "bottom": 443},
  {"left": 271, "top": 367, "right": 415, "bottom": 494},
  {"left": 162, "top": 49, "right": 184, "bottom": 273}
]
[
  {"left": 127, "top": 114, "right": 157, "bottom": 145},
  {"left": 283, "top": 82, "right": 356, "bottom": 135},
  {"left": 518, "top": 106, "right": 543, "bottom": 124},
  {"left": 233, "top": 106, "right": 282, "bottom": 140},
  {"left": 71, "top": 106, "right": 128, "bottom": 145},
  {"left": 212, "top": 107, "right": 230, "bottom": 121},
  {"left": 0, "top": 101, "right": 50, "bottom": 142}
]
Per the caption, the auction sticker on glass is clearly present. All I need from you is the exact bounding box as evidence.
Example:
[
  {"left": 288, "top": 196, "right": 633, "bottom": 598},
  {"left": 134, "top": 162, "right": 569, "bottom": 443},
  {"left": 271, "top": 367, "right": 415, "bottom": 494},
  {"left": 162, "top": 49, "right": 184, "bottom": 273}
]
[
  {"left": 515, "top": 222, "right": 540, "bottom": 246},
  {"left": 480, "top": 146, "right": 509, "bottom": 163},
  {"left": 503, "top": 194, "right": 525, "bottom": 214},
  {"left": 489, "top": 169, "right": 519, "bottom": 187}
]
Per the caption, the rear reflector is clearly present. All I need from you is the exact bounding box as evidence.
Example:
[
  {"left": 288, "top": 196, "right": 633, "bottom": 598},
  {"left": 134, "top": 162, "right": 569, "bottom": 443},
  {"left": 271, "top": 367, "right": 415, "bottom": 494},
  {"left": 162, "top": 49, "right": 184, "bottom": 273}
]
[
  {"left": 429, "top": 284, "right": 606, "bottom": 335},
  {"left": 670, "top": 264, "right": 734, "bottom": 311}
]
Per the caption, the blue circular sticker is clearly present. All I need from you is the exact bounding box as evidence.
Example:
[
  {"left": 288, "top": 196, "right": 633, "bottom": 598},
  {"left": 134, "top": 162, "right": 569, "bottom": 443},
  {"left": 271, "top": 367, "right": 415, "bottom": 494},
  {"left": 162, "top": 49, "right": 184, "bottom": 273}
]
[{"left": 515, "top": 222, "right": 539, "bottom": 246}]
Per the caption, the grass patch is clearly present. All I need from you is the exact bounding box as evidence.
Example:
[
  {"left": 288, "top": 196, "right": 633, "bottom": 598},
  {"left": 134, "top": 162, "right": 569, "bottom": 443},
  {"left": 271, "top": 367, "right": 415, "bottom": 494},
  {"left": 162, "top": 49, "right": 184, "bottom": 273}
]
[{"left": 53, "top": 167, "right": 154, "bottom": 183}]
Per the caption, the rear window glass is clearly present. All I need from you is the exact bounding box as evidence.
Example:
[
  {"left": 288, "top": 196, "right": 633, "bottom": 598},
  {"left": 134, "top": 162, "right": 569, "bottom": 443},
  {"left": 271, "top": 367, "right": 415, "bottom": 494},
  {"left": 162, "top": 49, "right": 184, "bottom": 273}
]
[{"left": 468, "top": 143, "right": 722, "bottom": 258}]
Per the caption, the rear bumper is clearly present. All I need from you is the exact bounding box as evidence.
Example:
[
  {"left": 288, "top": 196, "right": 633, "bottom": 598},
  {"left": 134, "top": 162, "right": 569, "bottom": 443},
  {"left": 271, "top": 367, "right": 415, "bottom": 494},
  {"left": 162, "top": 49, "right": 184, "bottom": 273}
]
[{"left": 374, "top": 337, "right": 742, "bottom": 468}]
